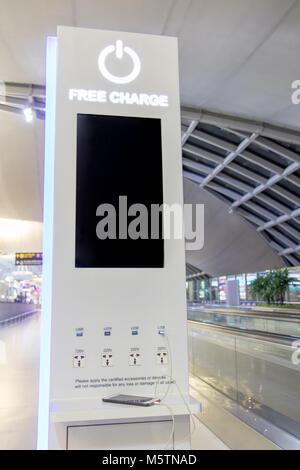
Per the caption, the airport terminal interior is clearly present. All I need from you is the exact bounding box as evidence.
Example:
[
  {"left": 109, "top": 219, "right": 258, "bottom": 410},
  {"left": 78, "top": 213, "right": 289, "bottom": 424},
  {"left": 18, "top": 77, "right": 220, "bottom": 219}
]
[{"left": 0, "top": 0, "right": 300, "bottom": 450}]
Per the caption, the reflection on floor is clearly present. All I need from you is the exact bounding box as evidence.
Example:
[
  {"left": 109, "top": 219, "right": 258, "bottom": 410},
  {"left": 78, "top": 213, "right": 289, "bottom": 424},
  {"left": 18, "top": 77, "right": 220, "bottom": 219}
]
[
  {"left": 0, "top": 314, "right": 40, "bottom": 450},
  {"left": 191, "top": 415, "right": 229, "bottom": 450},
  {"left": 190, "top": 376, "right": 279, "bottom": 450}
]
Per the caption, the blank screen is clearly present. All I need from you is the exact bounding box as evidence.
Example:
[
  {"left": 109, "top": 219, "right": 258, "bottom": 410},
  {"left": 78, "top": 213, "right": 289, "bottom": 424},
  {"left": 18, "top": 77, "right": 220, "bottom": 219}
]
[{"left": 75, "top": 114, "right": 164, "bottom": 268}]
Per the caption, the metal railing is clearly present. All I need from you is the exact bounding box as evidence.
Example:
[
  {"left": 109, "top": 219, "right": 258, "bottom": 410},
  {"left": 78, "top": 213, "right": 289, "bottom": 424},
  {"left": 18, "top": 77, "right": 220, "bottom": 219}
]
[
  {"left": 188, "top": 309, "right": 300, "bottom": 446},
  {"left": 188, "top": 307, "right": 300, "bottom": 340},
  {"left": 0, "top": 309, "right": 39, "bottom": 328}
]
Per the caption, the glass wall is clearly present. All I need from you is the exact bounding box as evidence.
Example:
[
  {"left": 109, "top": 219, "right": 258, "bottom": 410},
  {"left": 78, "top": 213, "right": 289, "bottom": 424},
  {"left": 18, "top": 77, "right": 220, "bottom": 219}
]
[
  {"left": 246, "top": 273, "right": 257, "bottom": 301},
  {"left": 187, "top": 266, "right": 300, "bottom": 305},
  {"left": 218, "top": 276, "right": 226, "bottom": 302},
  {"left": 289, "top": 268, "right": 300, "bottom": 302},
  {"left": 236, "top": 273, "right": 246, "bottom": 301},
  {"left": 186, "top": 279, "right": 212, "bottom": 303}
]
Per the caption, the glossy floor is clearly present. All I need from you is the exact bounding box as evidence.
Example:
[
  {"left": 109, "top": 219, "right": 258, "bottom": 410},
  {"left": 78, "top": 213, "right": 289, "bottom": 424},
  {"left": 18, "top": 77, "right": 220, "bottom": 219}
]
[{"left": 0, "top": 314, "right": 40, "bottom": 449}]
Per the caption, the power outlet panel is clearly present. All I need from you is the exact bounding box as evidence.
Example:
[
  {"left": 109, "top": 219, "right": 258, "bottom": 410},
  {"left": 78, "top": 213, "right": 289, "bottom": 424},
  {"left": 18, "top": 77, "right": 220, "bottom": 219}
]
[
  {"left": 129, "top": 352, "right": 141, "bottom": 366},
  {"left": 156, "top": 350, "right": 168, "bottom": 365},
  {"left": 102, "top": 353, "right": 113, "bottom": 367},
  {"left": 73, "top": 354, "right": 86, "bottom": 368}
]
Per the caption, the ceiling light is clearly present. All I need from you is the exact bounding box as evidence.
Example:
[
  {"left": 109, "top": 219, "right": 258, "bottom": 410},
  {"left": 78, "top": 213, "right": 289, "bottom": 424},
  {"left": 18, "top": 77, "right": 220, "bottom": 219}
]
[{"left": 23, "top": 106, "right": 34, "bottom": 122}]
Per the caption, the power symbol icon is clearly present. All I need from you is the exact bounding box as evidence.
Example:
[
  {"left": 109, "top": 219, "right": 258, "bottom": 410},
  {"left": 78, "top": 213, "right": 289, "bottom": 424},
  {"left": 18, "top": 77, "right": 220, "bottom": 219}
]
[{"left": 98, "top": 40, "right": 141, "bottom": 84}]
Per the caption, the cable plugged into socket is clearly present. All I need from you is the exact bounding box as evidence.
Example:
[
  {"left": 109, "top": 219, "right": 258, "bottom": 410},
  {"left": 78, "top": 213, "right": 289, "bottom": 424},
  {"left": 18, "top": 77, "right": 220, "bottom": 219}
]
[{"left": 156, "top": 350, "right": 168, "bottom": 365}]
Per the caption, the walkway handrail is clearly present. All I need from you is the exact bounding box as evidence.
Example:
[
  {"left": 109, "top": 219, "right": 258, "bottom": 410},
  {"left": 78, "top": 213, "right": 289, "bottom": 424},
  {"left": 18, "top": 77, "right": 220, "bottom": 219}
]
[
  {"left": 187, "top": 319, "right": 299, "bottom": 346},
  {"left": 0, "top": 309, "right": 39, "bottom": 327},
  {"left": 187, "top": 306, "right": 300, "bottom": 322}
]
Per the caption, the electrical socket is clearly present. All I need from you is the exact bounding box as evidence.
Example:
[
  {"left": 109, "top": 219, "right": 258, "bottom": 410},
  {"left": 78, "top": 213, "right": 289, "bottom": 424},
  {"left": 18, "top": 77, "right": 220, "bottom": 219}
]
[
  {"left": 129, "top": 352, "right": 141, "bottom": 366},
  {"left": 73, "top": 354, "right": 86, "bottom": 368},
  {"left": 102, "top": 353, "right": 113, "bottom": 367},
  {"left": 156, "top": 351, "right": 168, "bottom": 365}
]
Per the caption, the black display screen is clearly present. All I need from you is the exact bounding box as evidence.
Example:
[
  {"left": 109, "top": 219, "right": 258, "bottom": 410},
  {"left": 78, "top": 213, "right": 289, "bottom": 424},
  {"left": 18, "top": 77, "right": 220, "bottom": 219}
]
[{"left": 75, "top": 114, "right": 164, "bottom": 268}]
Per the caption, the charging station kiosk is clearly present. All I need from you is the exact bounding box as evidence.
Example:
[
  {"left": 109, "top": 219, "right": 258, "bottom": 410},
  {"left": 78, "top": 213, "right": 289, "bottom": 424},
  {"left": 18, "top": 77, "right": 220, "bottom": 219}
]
[{"left": 38, "top": 26, "right": 199, "bottom": 450}]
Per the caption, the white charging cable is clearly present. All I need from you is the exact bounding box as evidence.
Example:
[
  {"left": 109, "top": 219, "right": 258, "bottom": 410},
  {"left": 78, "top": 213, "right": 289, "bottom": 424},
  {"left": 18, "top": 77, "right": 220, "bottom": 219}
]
[
  {"left": 154, "top": 332, "right": 173, "bottom": 401},
  {"left": 155, "top": 331, "right": 197, "bottom": 443},
  {"left": 154, "top": 402, "right": 175, "bottom": 450}
]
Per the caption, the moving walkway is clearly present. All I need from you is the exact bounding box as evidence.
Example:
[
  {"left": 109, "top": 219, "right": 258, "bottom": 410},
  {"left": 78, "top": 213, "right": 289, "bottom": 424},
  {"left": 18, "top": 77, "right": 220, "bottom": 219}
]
[{"left": 187, "top": 306, "right": 300, "bottom": 449}]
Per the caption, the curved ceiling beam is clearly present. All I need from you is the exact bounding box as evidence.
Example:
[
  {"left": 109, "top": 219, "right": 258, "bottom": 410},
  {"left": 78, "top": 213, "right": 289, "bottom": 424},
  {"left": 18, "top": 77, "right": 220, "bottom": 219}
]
[{"left": 181, "top": 106, "right": 300, "bottom": 267}]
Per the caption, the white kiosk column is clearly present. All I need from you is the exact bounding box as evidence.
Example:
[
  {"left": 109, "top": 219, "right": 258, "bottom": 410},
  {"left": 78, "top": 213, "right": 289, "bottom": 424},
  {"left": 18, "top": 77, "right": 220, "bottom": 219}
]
[{"left": 38, "top": 26, "right": 199, "bottom": 450}]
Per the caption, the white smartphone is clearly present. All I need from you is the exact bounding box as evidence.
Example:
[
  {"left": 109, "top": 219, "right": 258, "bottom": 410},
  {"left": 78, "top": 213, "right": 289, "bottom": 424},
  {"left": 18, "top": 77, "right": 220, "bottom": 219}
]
[{"left": 102, "top": 394, "right": 160, "bottom": 406}]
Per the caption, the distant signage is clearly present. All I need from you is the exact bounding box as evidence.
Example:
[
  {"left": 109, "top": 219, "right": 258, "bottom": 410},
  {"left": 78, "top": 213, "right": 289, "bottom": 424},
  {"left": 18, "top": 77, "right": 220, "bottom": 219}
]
[{"left": 15, "top": 252, "right": 43, "bottom": 266}]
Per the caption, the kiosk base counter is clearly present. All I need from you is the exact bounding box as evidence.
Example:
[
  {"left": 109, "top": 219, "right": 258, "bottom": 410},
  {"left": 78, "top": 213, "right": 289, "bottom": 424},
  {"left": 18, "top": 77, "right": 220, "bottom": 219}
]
[{"left": 50, "top": 397, "right": 201, "bottom": 450}]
